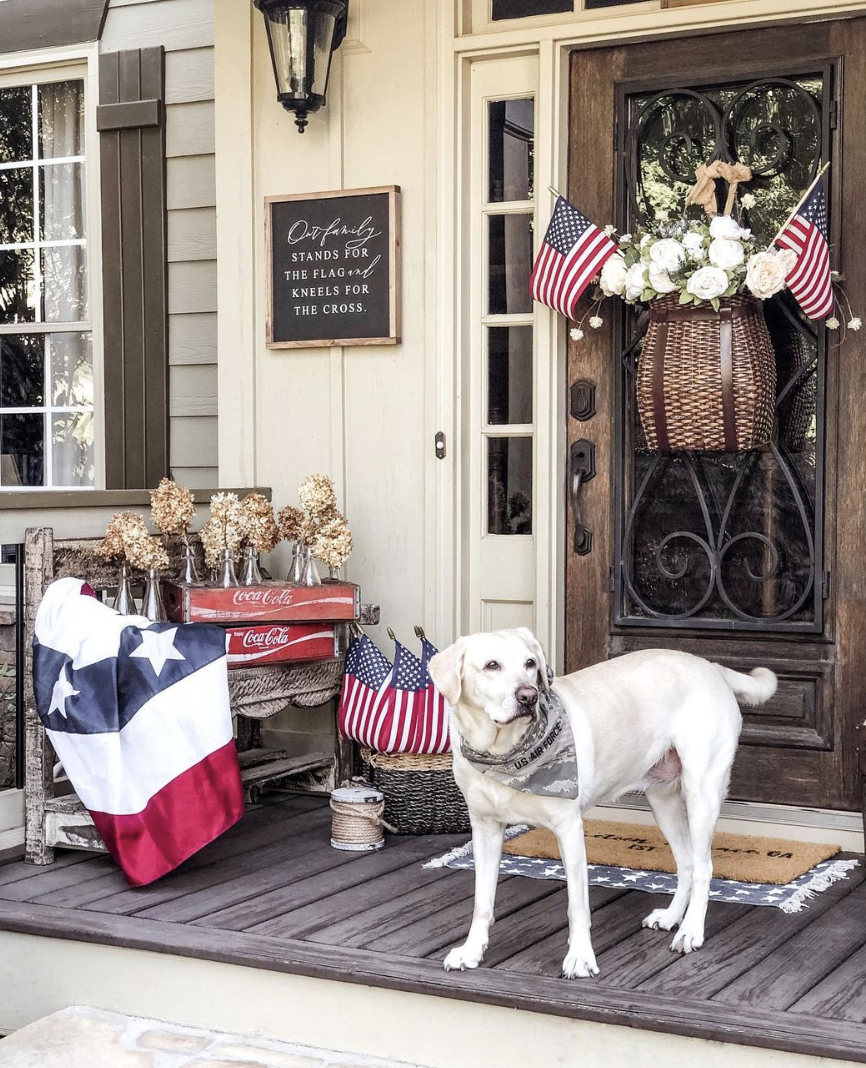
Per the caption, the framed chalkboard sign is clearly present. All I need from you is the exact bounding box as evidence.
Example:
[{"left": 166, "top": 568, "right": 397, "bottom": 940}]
[{"left": 265, "top": 185, "right": 401, "bottom": 348}]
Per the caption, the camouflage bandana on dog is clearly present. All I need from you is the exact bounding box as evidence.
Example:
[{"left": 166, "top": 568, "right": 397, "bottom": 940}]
[{"left": 460, "top": 682, "right": 579, "bottom": 800}]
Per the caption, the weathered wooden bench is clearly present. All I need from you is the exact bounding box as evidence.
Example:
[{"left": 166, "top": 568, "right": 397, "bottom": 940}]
[{"left": 23, "top": 527, "right": 373, "bottom": 865}]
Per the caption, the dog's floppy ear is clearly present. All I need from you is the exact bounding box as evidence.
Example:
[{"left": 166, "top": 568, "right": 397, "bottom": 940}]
[
  {"left": 429, "top": 638, "right": 466, "bottom": 707},
  {"left": 515, "top": 627, "right": 550, "bottom": 691}
]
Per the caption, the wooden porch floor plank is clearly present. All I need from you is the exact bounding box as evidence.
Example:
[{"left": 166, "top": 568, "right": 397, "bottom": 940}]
[
  {"left": 3, "top": 897, "right": 866, "bottom": 1064},
  {"left": 467, "top": 884, "right": 571, "bottom": 968},
  {"left": 195, "top": 834, "right": 462, "bottom": 932},
  {"left": 0, "top": 849, "right": 97, "bottom": 888},
  {"left": 712, "top": 879, "right": 866, "bottom": 1011},
  {"left": 252, "top": 855, "right": 475, "bottom": 945},
  {"left": 76, "top": 797, "right": 331, "bottom": 915},
  {"left": 637, "top": 862, "right": 865, "bottom": 1000},
  {"left": 498, "top": 888, "right": 669, "bottom": 975},
  {"left": 790, "top": 941, "right": 866, "bottom": 1022},
  {"left": 363, "top": 874, "right": 569, "bottom": 959},
  {"left": 592, "top": 899, "right": 752, "bottom": 990},
  {"left": 0, "top": 856, "right": 119, "bottom": 901}
]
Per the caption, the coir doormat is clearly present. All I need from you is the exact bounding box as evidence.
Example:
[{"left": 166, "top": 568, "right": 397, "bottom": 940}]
[
  {"left": 425, "top": 822, "right": 860, "bottom": 913},
  {"left": 506, "top": 820, "right": 839, "bottom": 885}
]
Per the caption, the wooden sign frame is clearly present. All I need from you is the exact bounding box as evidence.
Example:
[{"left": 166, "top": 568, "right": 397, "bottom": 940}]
[{"left": 264, "top": 185, "right": 401, "bottom": 349}]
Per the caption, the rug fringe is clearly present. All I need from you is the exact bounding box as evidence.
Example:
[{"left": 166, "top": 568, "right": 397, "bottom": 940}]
[
  {"left": 778, "top": 858, "right": 860, "bottom": 914},
  {"left": 423, "top": 825, "right": 528, "bottom": 869}
]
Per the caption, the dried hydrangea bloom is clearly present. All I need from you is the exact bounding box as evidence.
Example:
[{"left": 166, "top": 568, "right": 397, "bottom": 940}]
[
  {"left": 298, "top": 474, "right": 337, "bottom": 517},
  {"left": 139, "top": 536, "right": 170, "bottom": 572},
  {"left": 277, "top": 505, "right": 305, "bottom": 542},
  {"left": 312, "top": 512, "right": 353, "bottom": 570},
  {"left": 150, "top": 478, "right": 195, "bottom": 539},
  {"left": 210, "top": 491, "right": 245, "bottom": 554},
  {"left": 241, "top": 493, "right": 280, "bottom": 553},
  {"left": 95, "top": 511, "right": 138, "bottom": 561},
  {"left": 199, "top": 517, "right": 223, "bottom": 570},
  {"left": 117, "top": 514, "right": 158, "bottom": 570}
]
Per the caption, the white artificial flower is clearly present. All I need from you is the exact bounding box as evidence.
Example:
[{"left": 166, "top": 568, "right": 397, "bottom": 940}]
[
  {"left": 603, "top": 224, "right": 616, "bottom": 236},
  {"left": 849, "top": 317, "right": 862, "bottom": 331},
  {"left": 650, "top": 238, "right": 686, "bottom": 274},
  {"left": 624, "top": 263, "right": 648, "bottom": 302},
  {"left": 745, "top": 250, "right": 791, "bottom": 300},
  {"left": 655, "top": 208, "right": 670, "bottom": 222},
  {"left": 569, "top": 327, "right": 585, "bottom": 341},
  {"left": 709, "top": 215, "right": 749, "bottom": 241},
  {"left": 740, "top": 193, "right": 757, "bottom": 210},
  {"left": 686, "top": 266, "right": 729, "bottom": 302},
  {"left": 599, "top": 253, "right": 628, "bottom": 298},
  {"left": 619, "top": 233, "right": 632, "bottom": 244},
  {"left": 589, "top": 315, "right": 604, "bottom": 329},
  {"left": 640, "top": 234, "right": 653, "bottom": 249},
  {"left": 826, "top": 317, "right": 840, "bottom": 330},
  {"left": 682, "top": 231, "right": 706, "bottom": 259},
  {"left": 648, "top": 264, "right": 679, "bottom": 295},
  {"left": 708, "top": 237, "right": 745, "bottom": 269}
]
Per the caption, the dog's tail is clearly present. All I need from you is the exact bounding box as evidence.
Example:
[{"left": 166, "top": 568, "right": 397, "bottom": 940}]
[{"left": 714, "top": 664, "right": 778, "bottom": 706}]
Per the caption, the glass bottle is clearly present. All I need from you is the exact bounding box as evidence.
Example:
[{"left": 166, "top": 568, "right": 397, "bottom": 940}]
[
  {"left": 217, "top": 548, "right": 239, "bottom": 588},
  {"left": 287, "top": 542, "right": 304, "bottom": 584},
  {"left": 240, "top": 544, "right": 263, "bottom": 586},
  {"left": 299, "top": 545, "right": 322, "bottom": 587},
  {"left": 179, "top": 541, "right": 200, "bottom": 585},
  {"left": 142, "top": 569, "right": 167, "bottom": 622},
  {"left": 112, "top": 563, "right": 135, "bottom": 615}
]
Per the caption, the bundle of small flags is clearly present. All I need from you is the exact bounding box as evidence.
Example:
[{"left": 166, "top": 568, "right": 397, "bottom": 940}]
[{"left": 338, "top": 632, "right": 451, "bottom": 755}]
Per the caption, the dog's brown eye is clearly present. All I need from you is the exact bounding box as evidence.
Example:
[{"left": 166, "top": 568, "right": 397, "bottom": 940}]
[
  {"left": 484, "top": 660, "right": 500, "bottom": 671},
  {"left": 525, "top": 658, "right": 536, "bottom": 669}
]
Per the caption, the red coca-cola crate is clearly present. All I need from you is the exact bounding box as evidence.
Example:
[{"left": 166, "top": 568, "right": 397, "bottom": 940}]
[
  {"left": 163, "top": 581, "right": 360, "bottom": 624},
  {"left": 225, "top": 622, "right": 338, "bottom": 668}
]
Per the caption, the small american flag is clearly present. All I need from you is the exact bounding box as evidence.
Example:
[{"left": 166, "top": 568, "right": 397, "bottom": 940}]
[
  {"left": 337, "top": 634, "right": 394, "bottom": 751},
  {"left": 419, "top": 636, "right": 451, "bottom": 754},
  {"left": 530, "top": 196, "right": 618, "bottom": 319},
  {"left": 775, "top": 177, "right": 834, "bottom": 320}
]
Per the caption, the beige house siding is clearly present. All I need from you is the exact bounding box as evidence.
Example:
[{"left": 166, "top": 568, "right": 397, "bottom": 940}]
[{"left": 102, "top": 0, "right": 219, "bottom": 489}]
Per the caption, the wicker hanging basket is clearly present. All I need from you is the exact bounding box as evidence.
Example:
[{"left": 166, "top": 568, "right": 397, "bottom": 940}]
[
  {"left": 360, "top": 748, "right": 470, "bottom": 835},
  {"left": 636, "top": 292, "right": 776, "bottom": 452}
]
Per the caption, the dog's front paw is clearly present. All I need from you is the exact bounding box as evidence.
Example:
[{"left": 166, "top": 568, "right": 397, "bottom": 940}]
[
  {"left": 670, "top": 927, "right": 704, "bottom": 954},
  {"left": 642, "top": 907, "right": 680, "bottom": 932},
  {"left": 443, "top": 941, "right": 486, "bottom": 972},
  {"left": 561, "top": 948, "right": 599, "bottom": 979}
]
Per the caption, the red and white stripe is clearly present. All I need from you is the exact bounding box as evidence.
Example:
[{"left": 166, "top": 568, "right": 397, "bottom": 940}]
[{"left": 776, "top": 217, "right": 834, "bottom": 320}]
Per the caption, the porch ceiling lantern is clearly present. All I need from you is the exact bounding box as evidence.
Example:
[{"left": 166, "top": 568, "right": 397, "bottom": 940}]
[{"left": 253, "top": 0, "right": 348, "bottom": 133}]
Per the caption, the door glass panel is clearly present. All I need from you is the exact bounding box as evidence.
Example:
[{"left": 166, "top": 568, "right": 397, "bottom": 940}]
[
  {"left": 617, "top": 71, "right": 828, "bottom": 631},
  {"left": 0, "top": 85, "right": 33, "bottom": 163},
  {"left": 0, "top": 248, "right": 36, "bottom": 324},
  {"left": 0, "top": 335, "right": 44, "bottom": 407},
  {"left": 488, "top": 98, "right": 535, "bottom": 203},
  {"left": 488, "top": 213, "right": 533, "bottom": 314},
  {"left": 0, "top": 168, "right": 34, "bottom": 244},
  {"left": 488, "top": 325, "right": 533, "bottom": 425},
  {"left": 488, "top": 436, "right": 532, "bottom": 534},
  {"left": 1, "top": 413, "right": 44, "bottom": 486}
]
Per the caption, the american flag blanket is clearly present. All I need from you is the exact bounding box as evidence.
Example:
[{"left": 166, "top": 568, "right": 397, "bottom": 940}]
[{"left": 33, "top": 578, "right": 244, "bottom": 886}]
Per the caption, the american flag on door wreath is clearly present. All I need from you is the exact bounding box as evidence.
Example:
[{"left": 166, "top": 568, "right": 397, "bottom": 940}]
[{"left": 338, "top": 632, "right": 451, "bottom": 754}]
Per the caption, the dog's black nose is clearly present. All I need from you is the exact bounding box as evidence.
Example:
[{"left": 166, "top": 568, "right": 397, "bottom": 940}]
[{"left": 515, "top": 685, "right": 538, "bottom": 708}]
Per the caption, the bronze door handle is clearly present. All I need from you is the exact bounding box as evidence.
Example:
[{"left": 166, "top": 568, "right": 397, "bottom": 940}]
[{"left": 570, "top": 439, "right": 595, "bottom": 556}]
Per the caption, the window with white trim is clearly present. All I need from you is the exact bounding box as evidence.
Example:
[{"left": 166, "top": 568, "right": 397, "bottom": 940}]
[{"left": 0, "top": 74, "right": 94, "bottom": 489}]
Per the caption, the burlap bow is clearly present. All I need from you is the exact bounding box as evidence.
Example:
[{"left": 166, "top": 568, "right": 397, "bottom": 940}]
[{"left": 685, "top": 160, "right": 753, "bottom": 218}]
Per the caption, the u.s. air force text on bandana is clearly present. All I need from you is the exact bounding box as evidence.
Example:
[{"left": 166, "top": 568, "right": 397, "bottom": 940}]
[{"left": 460, "top": 687, "right": 580, "bottom": 800}]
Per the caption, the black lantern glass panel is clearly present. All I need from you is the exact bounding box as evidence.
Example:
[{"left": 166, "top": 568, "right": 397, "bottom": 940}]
[{"left": 254, "top": 0, "right": 348, "bottom": 133}]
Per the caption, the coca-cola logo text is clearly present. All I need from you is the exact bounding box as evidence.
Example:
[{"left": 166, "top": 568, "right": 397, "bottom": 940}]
[{"left": 239, "top": 627, "right": 294, "bottom": 650}]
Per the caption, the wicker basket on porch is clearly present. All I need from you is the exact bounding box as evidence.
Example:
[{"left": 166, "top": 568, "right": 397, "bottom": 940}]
[
  {"left": 636, "top": 292, "right": 776, "bottom": 452},
  {"left": 360, "top": 748, "right": 470, "bottom": 835}
]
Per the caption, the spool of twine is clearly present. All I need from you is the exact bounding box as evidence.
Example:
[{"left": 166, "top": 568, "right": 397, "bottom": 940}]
[{"left": 329, "top": 785, "right": 394, "bottom": 852}]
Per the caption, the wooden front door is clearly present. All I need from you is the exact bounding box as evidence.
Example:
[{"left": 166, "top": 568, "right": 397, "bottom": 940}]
[{"left": 565, "top": 20, "right": 866, "bottom": 811}]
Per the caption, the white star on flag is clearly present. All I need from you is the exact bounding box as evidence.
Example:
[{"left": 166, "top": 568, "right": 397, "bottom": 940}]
[
  {"left": 130, "top": 627, "right": 186, "bottom": 677},
  {"left": 49, "top": 664, "right": 79, "bottom": 719}
]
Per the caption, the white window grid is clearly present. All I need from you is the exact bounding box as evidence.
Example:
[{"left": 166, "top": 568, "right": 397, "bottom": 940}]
[
  {"left": 482, "top": 95, "right": 536, "bottom": 534},
  {"left": 0, "top": 78, "right": 92, "bottom": 491}
]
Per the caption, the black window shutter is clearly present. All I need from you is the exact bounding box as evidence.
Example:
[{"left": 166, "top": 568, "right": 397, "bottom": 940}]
[{"left": 98, "top": 47, "right": 168, "bottom": 489}]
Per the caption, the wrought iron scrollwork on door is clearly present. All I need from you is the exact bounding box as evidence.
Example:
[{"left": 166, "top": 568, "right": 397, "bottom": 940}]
[{"left": 614, "top": 70, "right": 831, "bottom": 631}]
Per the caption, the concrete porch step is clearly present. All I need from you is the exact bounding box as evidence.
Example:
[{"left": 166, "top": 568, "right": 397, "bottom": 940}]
[{"left": 0, "top": 1007, "right": 427, "bottom": 1068}]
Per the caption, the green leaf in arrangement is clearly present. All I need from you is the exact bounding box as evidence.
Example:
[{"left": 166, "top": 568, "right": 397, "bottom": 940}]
[
  {"left": 679, "top": 289, "right": 692, "bottom": 305},
  {"left": 641, "top": 288, "right": 656, "bottom": 303},
  {"left": 710, "top": 297, "right": 721, "bottom": 312}
]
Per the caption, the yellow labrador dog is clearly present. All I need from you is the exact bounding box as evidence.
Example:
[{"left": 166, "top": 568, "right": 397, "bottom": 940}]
[{"left": 429, "top": 629, "right": 776, "bottom": 979}]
